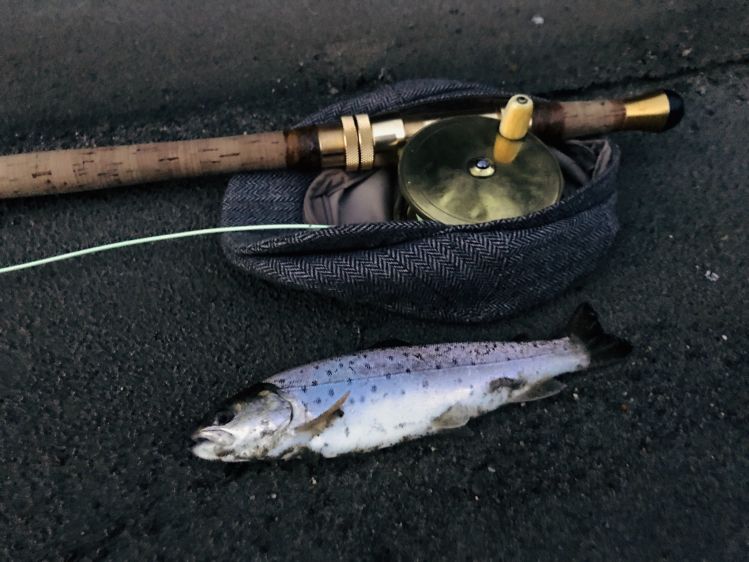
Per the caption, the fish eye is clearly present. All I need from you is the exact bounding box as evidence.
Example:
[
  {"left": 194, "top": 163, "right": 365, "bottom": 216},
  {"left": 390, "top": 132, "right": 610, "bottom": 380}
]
[{"left": 213, "top": 409, "right": 235, "bottom": 426}]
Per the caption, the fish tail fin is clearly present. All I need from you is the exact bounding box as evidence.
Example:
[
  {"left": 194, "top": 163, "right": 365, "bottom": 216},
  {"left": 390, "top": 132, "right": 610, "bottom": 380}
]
[{"left": 567, "top": 303, "right": 632, "bottom": 365}]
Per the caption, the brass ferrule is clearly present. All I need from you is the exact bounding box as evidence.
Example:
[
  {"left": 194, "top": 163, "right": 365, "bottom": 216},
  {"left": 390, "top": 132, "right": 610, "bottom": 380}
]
[
  {"left": 317, "top": 124, "right": 346, "bottom": 167},
  {"left": 622, "top": 91, "right": 672, "bottom": 131}
]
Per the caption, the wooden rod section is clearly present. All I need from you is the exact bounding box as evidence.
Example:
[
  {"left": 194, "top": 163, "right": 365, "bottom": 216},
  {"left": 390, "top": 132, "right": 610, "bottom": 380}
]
[{"left": 0, "top": 90, "right": 683, "bottom": 199}]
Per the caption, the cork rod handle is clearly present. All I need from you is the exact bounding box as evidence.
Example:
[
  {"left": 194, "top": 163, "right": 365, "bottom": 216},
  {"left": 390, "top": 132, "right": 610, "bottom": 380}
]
[{"left": 0, "top": 131, "right": 300, "bottom": 198}]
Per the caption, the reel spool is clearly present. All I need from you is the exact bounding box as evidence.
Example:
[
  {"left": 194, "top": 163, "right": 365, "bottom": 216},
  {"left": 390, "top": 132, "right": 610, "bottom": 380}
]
[{"left": 397, "top": 95, "right": 563, "bottom": 224}]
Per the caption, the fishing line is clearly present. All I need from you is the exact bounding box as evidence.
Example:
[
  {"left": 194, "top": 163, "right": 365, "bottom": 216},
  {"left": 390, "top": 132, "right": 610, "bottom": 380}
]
[{"left": 0, "top": 224, "right": 329, "bottom": 274}]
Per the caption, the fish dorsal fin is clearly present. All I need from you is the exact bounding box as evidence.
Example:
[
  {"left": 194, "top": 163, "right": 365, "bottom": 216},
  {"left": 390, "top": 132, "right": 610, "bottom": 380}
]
[
  {"left": 362, "top": 338, "right": 412, "bottom": 350},
  {"left": 510, "top": 379, "right": 566, "bottom": 404},
  {"left": 295, "top": 391, "right": 351, "bottom": 436}
]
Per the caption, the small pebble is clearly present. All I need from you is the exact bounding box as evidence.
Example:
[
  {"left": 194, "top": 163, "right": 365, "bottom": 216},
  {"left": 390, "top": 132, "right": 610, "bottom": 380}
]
[
  {"left": 531, "top": 15, "right": 544, "bottom": 25},
  {"left": 705, "top": 270, "right": 720, "bottom": 282},
  {"left": 487, "top": 466, "right": 496, "bottom": 473}
]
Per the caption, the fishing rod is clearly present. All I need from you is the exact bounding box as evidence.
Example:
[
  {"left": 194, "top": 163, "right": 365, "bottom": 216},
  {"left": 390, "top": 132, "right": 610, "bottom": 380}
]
[{"left": 0, "top": 89, "right": 682, "bottom": 199}]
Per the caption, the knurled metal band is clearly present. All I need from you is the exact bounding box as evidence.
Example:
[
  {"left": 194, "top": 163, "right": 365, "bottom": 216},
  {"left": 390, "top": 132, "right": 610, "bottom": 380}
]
[
  {"left": 340, "top": 115, "right": 360, "bottom": 172},
  {"left": 354, "top": 114, "right": 375, "bottom": 170}
]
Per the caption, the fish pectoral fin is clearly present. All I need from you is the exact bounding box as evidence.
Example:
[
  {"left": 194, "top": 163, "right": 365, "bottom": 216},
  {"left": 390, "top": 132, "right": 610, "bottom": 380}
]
[
  {"left": 432, "top": 404, "right": 473, "bottom": 430},
  {"left": 509, "top": 379, "right": 566, "bottom": 403},
  {"left": 296, "top": 391, "right": 351, "bottom": 436}
]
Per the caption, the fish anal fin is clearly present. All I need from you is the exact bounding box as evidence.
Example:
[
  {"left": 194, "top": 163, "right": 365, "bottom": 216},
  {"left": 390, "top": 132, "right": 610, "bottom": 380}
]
[
  {"left": 296, "top": 391, "right": 350, "bottom": 436},
  {"left": 432, "top": 404, "right": 473, "bottom": 430},
  {"left": 510, "top": 379, "right": 566, "bottom": 404}
]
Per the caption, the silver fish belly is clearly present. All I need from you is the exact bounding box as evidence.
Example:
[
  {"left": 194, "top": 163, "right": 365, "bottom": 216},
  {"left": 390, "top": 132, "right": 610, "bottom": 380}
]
[{"left": 191, "top": 304, "right": 631, "bottom": 462}]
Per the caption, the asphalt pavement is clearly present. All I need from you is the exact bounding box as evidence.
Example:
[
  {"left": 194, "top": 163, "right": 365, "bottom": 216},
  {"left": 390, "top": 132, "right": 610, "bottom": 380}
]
[{"left": 1, "top": 3, "right": 747, "bottom": 560}]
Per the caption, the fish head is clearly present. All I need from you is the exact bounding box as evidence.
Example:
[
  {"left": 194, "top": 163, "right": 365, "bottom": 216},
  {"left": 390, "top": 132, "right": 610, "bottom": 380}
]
[{"left": 191, "top": 384, "right": 293, "bottom": 462}]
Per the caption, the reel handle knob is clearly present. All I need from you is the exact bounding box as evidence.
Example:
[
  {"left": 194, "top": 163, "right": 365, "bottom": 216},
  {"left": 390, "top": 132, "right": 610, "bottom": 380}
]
[{"left": 494, "top": 94, "right": 534, "bottom": 164}]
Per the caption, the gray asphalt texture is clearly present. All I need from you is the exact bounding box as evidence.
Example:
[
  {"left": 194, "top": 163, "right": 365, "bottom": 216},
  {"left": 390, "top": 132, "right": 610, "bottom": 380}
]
[{"left": 1, "top": 3, "right": 748, "bottom": 560}]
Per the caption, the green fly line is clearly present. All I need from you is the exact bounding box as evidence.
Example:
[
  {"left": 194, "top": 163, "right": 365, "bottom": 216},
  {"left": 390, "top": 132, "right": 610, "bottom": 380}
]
[{"left": 0, "top": 224, "right": 329, "bottom": 275}]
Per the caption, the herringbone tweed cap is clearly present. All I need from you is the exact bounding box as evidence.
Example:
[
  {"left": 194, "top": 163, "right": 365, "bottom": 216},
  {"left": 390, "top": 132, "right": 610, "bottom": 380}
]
[{"left": 221, "top": 80, "right": 620, "bottom": 322}]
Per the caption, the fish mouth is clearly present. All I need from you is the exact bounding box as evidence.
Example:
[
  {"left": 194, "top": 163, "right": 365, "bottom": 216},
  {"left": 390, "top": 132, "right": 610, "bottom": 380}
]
[
  {"left": 191, "top": 427, "right": 237, "bottom": 461},
  {"left": 191, "top": 427, "right": 235, "bottom": 446}
]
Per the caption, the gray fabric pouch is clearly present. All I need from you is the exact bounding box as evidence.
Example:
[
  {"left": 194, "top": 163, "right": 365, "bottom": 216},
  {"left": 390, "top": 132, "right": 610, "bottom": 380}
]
[{"left": 221, "top": 79, "right": 621, "bottom": 322}]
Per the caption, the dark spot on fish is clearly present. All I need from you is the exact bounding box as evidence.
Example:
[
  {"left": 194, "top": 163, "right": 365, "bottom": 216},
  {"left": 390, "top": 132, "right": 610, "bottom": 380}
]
[
  {"left": 490, "top": 377, "right": 524, "bottom": 392},
  {"left": 346, "top": 377, "right": 353, "bottom": 384},
  {"left": 345, "top": 426, "right": 350, "bottom": 437},
  {"left": 301, "top": 385, "right": 307, "bottom": 393},
  {"left": 311, "top": 380, "right": 318, "bottom": 386},
  {"left": 457, "top": 378, "right": 463, "bottom": 383},
  {"left": 315, "top": 398, "right": 322, "bottom": 404},
  {"left": 338, "top": 363, "right": 344, "bottom": 368},
  {"left": 452, "top": 358, "right": 459, "bottom": 365},
  {"left": 349, "top": 398, "right": 356, "bottom": 405},
  {"left": 388, "top": 355, "right": 394, "bottom": 361},
  {"left": 362, "top": 354, "right": 368, "bottom": 359},
  {"left": 400, "top": 389, "right": 406, "bottom": 395},
  {"left": 385, "top": 373, "right": 392, "bottom": 380},
  {"left": 328, "top": 388, "right": 335, "bottom": 397},
  {"left": 327, "top": 370, "right": 333, "bottom": 377},
  {"left": 371, "top": 385, "right": 377, "bottom": 393},
  {"left": 422, "top": 380, "right": 429, "bottom": 388},
  {"left": 359, "top": 396, "right": 366, "bottom": 403},
  {"left": 435, "top": 365, "right": 442, "bottom": 370},
  {"left": 277, "top": 378, "right": 286, "bottom": 384},
  {"left": 315, "top": 365, "right": 320, "bottom": 370},
  {"left": 405, "top": 368, "right": 412, "bottom": 373}
]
